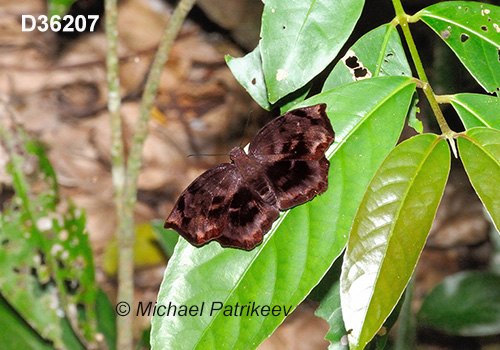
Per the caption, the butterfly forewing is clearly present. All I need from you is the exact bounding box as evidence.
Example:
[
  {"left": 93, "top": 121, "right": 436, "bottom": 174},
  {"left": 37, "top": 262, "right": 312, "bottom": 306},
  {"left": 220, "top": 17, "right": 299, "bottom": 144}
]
[
  {"left": 249, "top": 104, "right": 334, "bottom": 162},
  {"left": 164, "top": 164, "right": 237, "bottom": 246}
]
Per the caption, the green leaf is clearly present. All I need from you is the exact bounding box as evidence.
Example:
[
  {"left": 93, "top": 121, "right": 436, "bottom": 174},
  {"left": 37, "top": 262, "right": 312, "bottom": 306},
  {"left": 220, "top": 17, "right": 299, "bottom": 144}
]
[
  {"left": 261, "top": 0, "right": 364, "bottom": 103},
  {"left": 0, "top": 295, "right": 54, "bottom": 350},
  {"left": 323, "top": 24, "right": 412, "bottom": 91},
  {"left": 47, "top": 0, "right": 76, "bottom": 17},
  {"left": 226, "top": 46, "right": 271, "bottom": 110},
  {"left": 279, "top": 83, "right": 312, "bottom": 113},
  {"left": 393, "top": 277, "right": 417, "bottom": 350},
  {"left": 493, "top": 227, "right": 500, "bottom": 275},
  {"left": 418, "top": 2, "right": 500, "bottom": 94},
  {"left": 151, "top": 76, "right": 416, "bottom": 350},
  {"left": 152, "top": 221, "right": 179, "bottom": 258},
  {"left": 321, "top": 24, "right": 421, "bottom": 134},
  {"left": 314, "top": 281, "right": 348, "bottom": 350},
  {"left": 341, "top": 134, "right": 451, "bottom": 350},
  {"left": 406, "top": 92, "right": 422, "bottom": 134},
  {"left": 449, "top": 93, "right": 500, "bottom": 130},
  {"left": 418, "top": 271, "right": 500, "bottom": 336},
  {"left": 96, "top": 289, "right": 117, "bottom": 350},
  {"left": 458, "top": 127, "right": 500, "bottom": 232},
  {"left": 0, "top": 132, "right": 99, "bottom": 348}
]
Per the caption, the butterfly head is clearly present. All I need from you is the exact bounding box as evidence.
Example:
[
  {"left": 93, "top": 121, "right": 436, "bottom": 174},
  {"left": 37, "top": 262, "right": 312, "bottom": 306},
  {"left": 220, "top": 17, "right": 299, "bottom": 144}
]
[{"left": 229, "top": 146, "right": 246, "bottom": 162}]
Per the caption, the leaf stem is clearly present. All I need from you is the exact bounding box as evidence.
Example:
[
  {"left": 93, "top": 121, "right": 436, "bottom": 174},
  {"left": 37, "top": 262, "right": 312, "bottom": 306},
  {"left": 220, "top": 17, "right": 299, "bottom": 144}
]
[
  {"left": 374, "top": 23, "right": 398, "bottom": 78},
  {"left": 392, "top": 0, "right": 457, "bottom": 156}
]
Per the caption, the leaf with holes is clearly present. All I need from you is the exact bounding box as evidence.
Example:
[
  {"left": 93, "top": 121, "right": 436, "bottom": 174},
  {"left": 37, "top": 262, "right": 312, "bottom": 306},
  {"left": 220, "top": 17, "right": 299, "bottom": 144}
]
[
  {"left": 458, "top": 127, "right": 500, "bottom": 232},
  {"left": 0, "top": 136, "right": 98, "bottom": 349},
  {"left": 450, "top": 93, "right": 500, "bottom": 130},
  {"left": 418, "top": 2, "right": 500, "bottom": 93},
  {"left": 323, "top": 24, "right": 412, "bottom": 91},
  {"left": 261, "top": 0, "right": 364, "bottom": 103},
  {"left": 322, "top": 23, "right": 420, "bottom": 133},
  {"left": 226, "top": 45, "right": 271, "bottom": 110},
  {"left": 341, "top": 134, "right": 450, "bottom": 350}
]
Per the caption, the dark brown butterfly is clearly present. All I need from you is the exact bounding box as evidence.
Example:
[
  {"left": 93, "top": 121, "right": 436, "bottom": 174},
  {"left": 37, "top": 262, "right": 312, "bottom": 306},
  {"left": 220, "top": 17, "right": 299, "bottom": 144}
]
[{"left": 164, "top": 103, "right": 335, "bottom": 250}]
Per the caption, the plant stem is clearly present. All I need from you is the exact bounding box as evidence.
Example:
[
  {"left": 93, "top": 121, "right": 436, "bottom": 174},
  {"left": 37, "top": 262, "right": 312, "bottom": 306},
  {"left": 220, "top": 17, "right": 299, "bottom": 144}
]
[
  {"left": 127, "top": 0, "right": 198, "bottom": 184},
  {"left": 392, "top": 0, "right": 457, "bottom": 155},
  {"left": 107, "top": 0, "right": 197, "bottom": 349},
  {"left": 123, "top": 0, "right": 198, "bottom": 232},
  {"left": 104, "top": 0, "right": 131, "bottom": 349}
]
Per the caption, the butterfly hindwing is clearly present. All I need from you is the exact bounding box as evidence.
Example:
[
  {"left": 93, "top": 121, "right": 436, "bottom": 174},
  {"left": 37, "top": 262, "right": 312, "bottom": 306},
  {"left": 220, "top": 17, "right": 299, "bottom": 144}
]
[
  {"left": 262, "top": 157, "right": 330, "bottom": 209},
  {"left": 218, "top": 184, "right": 279, "bottom": 250}
]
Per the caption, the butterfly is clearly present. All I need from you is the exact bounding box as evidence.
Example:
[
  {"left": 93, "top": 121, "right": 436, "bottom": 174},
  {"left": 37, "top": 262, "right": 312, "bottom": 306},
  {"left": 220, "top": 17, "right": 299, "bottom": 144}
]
[{"left": 164, "top": 103, "right": 335, "bottom": 250}]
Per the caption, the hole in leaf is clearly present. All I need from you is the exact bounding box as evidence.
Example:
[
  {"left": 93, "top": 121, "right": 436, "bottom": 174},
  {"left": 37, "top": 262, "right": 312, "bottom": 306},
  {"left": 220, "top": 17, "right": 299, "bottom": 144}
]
[
  {"left": 64, "top": 279, "right": 80, "bottom": 293},
  {"left": 251, "top": 78, "right": 256, "bottom": 85},
  {"left": 37, "top": 249, "right": 46, "bottom": 265},
  {"left": 341, "top": 50, "right": 371, "bottom": 81},
  {"left": 56, "top": 258, "right": 65, "bottom": 269},
  {"left": 497, "top": 48, "right": 500, "bottom": 62},
  {"left": 282, "top": 25, "right": 286, "bottom": 30},
  {"left": 345, "top": 56, "right": 359, "bottom": 69},
  {"left": 354, "top": 67, "right": 368, "bottom": 78},
  {"left": 481, "top": 25, "right": 488, "bottom": 31},
  {"left": 460, "top": 34, "right": 469, "bottom": 42}
]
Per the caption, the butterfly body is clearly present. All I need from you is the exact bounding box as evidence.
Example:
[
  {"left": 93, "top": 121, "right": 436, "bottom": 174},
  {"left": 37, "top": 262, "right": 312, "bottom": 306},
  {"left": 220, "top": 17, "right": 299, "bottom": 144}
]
[
  {"left": 229, "top": 147, "right": 278, "bottom": 206},
  {"left": 165, "top": 104, "right": 334, "bottom": 250}
]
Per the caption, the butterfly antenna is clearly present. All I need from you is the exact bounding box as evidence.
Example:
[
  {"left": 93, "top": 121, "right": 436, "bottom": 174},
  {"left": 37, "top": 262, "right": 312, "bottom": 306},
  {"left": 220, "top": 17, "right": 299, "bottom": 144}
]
[
  {"left": 187, "top": 153, "right": 227, "bottom": 158},
  {"left": 239, "top": 111, "right": 253, "bottom": 147}
]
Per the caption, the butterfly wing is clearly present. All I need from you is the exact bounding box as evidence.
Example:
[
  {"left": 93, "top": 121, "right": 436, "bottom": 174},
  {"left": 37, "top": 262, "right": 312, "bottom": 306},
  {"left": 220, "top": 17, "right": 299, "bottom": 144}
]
[
  {"left": 261, "top": 157, "right": 330, "bottom": 209},
  {"left": 165, "top": 103, "right": 334, "bottom": 250},
  {"left": 164, "top": 164, "right": 237, "bottom": 247},
  {"left": 217, "top": 183, "right": 279, "bottom": 250},
  {"left": 248, "top": 104, "right": 334, "bottom": 210},
  {"left": 249, "top": 103, "right": 334, "bottom": 162},
  {"left": 165, "top": 163, "right": 279, "bottom": 250}
]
